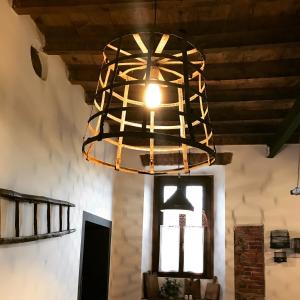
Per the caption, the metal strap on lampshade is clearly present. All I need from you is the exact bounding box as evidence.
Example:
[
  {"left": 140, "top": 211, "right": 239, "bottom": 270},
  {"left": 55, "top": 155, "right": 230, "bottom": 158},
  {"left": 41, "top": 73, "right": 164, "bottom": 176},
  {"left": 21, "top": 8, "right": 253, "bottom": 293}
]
[{"left": 161, "top": 185, "right": 194, "bottom": 212}]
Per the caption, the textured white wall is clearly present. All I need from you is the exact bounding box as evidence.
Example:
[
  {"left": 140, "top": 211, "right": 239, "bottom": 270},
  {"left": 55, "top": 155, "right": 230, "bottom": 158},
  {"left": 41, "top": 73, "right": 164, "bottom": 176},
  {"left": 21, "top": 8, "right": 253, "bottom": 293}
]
[
  {"left": 0, "top": 1, "right": 115, "bottom": 299},
  {"left": 109, "top": 172, "right": 145, "bottom": 300},
  {"left": 224, "top": 145, "right": 300, "bottom": 300},
  {"left": 191, "top": 165, "right": 226, "bottom": 299},
  {"left": 141, "top": 175, "right": 154, "bottom": 274}
]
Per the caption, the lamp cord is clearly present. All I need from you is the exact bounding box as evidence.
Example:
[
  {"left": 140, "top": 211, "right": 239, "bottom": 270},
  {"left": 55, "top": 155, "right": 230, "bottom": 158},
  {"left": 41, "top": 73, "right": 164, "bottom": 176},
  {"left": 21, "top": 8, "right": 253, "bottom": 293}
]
[
  {"left": 154, "top": 0, "right": 157, "bottom": 29},
  {"left": 297, "top": 141, "right": 300, "bottom": 188}
]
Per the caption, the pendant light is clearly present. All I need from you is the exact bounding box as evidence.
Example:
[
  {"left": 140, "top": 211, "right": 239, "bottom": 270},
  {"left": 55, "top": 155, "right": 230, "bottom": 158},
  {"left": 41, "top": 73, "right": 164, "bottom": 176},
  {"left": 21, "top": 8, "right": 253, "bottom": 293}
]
[
  {"left": 161, "top": 176, "right": 194, "bottom": 213},
  {"left": 82, "top": 1, "right": 216, "bottom": 175}
]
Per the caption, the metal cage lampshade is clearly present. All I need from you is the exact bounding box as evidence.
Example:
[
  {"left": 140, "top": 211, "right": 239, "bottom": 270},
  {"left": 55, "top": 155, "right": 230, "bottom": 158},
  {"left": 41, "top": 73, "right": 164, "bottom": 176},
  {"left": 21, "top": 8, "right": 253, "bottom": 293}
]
[{"left": 82, "top": 32, "right": 216, "bottom": 174}]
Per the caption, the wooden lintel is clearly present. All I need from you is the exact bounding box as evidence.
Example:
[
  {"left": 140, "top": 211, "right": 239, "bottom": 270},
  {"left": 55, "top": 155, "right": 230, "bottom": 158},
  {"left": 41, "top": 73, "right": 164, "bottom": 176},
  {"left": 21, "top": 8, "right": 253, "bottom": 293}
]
[
  {"left": 140, "top": 152, "right": 233, "bottom": 166},
  {"left": 268, "top": 96, "right": 300, "bottom": 158}
]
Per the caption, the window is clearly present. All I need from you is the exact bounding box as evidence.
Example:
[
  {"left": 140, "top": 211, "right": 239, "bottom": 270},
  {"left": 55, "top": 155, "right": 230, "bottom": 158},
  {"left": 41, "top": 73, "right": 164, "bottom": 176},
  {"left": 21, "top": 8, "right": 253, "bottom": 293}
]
[{"left": 152, "top": 176, "right": 214, "bottom": 278}]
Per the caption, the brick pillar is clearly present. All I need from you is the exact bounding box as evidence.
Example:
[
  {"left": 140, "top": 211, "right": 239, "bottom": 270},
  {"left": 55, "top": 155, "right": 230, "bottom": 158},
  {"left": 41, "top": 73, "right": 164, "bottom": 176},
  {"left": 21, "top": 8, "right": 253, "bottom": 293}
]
[{"left": 234, "top": 225, "right": 265, "bottom": 300}]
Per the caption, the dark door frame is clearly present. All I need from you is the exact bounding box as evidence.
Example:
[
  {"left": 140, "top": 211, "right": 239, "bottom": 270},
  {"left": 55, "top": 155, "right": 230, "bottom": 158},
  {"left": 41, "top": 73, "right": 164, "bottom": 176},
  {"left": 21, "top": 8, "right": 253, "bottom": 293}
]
[{"left": 77, "top": 211, "right": 112, "bottom": 300}]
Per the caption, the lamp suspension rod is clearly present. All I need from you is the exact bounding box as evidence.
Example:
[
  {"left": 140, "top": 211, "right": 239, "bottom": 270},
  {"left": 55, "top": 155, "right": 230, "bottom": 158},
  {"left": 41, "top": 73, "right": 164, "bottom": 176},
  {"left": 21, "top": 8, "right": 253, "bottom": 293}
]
[
  {"left": 297, "top": 139, "right": 300, "bottom": 188},
  {"left": 154, "top": 0, "right": 157, "bottom": 29}
]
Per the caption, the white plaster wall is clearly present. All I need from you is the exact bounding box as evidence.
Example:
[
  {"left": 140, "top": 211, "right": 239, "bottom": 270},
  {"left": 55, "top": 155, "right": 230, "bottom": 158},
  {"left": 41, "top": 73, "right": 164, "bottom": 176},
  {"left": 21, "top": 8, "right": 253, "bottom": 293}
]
[
  {"left": 141, "top": 175, "right": 154, "bottom": 274},
  {"left": 0, "top": 1, "right": 115, "bottom": 299},
  {"left": 190, "top": 165, "right": 226, "bottom": 300},
  {"left": 109, "top": 150, "right": 146, "bottom": 300},
  {"left": 224, "top": 145, "right": 300, "bottom": 300}
]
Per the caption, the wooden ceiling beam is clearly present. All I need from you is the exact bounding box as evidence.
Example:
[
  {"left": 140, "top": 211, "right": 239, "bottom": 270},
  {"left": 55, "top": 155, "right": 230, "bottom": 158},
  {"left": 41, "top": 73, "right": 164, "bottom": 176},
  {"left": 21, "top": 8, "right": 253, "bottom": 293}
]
[
  {"left": 68, "top": 59, "right": 300, "bottom": 84},
  {"left": 140, "top": 152, "right": 233, "bottom": 167},
  {"left": 119, "top": 133, "right": 300, "bottom": 146},
  {"left": 103, "top": 99, "right": 294, "bottom": 111},
  {"left": 85, "top": 87, "right": 299, "bottom": 104},
  {"left": 43, "top": 26, "right": 300, "bottom": 55},
  {"left": 12, "top": 0, "right": 173, "bottom": 14},
  {"left": 103, "top": 108, "right": 289, "bottom": 122},
  {"left": 12, "top": 0, "right": 299, "bottom": 15},
  {"left": 40, "top": 15, "right": 300, "bottom": 39},
  {"left": 58, "top": 42, "right": 300, "bottom": 67},
  {"left": 79, "top": 76, "right": 300, "bottom": 96},
  {"left": 268, "top": 96, "right": 300, "bottom": 158},
  {"left": 108, "top": 119, "right": 289, "bottom": 135}
]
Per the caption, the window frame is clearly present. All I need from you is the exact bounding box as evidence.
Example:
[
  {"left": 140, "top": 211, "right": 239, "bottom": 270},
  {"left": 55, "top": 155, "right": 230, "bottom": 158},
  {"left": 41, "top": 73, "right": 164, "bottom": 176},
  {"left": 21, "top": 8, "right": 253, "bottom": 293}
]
[{"left": 152, "top": 175, "right": 214, "bottom": 278}]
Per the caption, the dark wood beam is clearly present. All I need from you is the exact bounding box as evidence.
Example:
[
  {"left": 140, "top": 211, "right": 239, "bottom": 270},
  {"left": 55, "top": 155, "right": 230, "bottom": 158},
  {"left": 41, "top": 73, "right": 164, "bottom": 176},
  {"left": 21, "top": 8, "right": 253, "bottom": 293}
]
[
  {"left": 13, "top": 0, "right": 299, "bottom": 16},
  {"left": 85, "top": 88, "right": 299, "bottom": 104},
  {"left": 121, "top": 133, "right": 300, "bottom": 146},
  {"left": 268, "top": 97, "right": 300, "bottom": 158},
  {"left": 40, "top": 15, "right": 300, "bottom": 39},
  {"left": 58, "top": 42, "right": 300, "bottom": 67},
  {"left": 79, "top": 76, "right": 300, "bottom": 96},
  {"left": 105, "top": 99, "right": 294, "bottom": 111},
  {"left": 12, "top": 0, "right": 165, "bottom": 15},
  {"left": 68, "top": 59, "right": 300, "bottom": 85},
  {"left": 43, "top": 26, "right": 300, "bottom": 55},
  {"left": 140, "top": 152, "right": 233, "bottom": 167},
  {"left": 206, "top": 59, "right": 300, "bottom": 81},
  {"left": 110, "top": 119, "right": 300, "bottom": 135},
  {"left": 102, "top": 107, "right": 289, "bottom": 122},
  {"left": 109, "top": 118, "right": 300, "bottom": 135}
]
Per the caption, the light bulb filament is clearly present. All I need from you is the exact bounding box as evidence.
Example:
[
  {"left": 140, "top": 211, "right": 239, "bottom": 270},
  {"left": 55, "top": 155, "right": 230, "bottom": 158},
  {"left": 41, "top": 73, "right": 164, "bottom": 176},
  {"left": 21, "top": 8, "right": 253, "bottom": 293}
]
[{"left": 144, "top": 83, "right": 161, "bottom": 109}]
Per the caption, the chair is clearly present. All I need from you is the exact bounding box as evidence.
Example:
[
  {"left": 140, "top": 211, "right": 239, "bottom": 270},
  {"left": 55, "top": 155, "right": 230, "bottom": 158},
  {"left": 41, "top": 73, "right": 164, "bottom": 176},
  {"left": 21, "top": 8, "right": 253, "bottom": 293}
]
[{"left": 204, "top": 277, "right": 220, "bottom": 300}]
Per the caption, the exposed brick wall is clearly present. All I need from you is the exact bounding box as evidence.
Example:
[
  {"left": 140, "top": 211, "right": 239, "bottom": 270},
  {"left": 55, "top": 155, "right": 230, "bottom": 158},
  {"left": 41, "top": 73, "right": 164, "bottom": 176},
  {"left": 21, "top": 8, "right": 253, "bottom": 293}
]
[{"left": 234, "top": 225, "right": 265, "bottom": 300}]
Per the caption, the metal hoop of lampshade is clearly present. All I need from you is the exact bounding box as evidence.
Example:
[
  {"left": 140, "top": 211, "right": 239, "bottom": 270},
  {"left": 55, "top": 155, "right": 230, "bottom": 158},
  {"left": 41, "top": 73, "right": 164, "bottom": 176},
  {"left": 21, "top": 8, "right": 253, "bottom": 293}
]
[{"left": 82, "top": 32, "right": 216, "bottom": 174}]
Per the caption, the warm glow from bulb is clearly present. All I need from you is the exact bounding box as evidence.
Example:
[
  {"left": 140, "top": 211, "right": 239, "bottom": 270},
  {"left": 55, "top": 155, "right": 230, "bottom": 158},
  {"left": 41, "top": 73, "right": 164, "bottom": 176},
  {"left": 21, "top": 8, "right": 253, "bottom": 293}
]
[{"left": 144, "top": 83, "right": 162, "bottom": 108}]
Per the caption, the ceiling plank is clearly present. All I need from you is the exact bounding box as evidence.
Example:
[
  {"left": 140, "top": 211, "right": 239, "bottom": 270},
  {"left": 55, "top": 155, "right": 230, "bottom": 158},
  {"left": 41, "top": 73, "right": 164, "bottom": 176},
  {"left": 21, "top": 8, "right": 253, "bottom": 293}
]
[
  {"left": 12, "top": 0, "right": 299, "bottom": 16},
  {"left": 78, "top": 76, "right": 300, "bottom": 95},
  {"left": 58, "top": 42, "right": 300, "bottom": 66},
  {"left": 85, "top": 88, "right": 299, "bottom": 104},
  {"left": 267, "top": 97, "right": 300, "bottom": 158},
  {"left": 104, "top": 99, "right": 294, "bottom": 111},
  {"left": 39, "top": 15, "right": 300, "bottom": 39},
  {"left": 102, "top": 108, "right": 289, "bottom": 122},
  {"left": 109, "top": 120, "right": 285, "bottom": 135},
  {"left": 43, "top": 26, "right": 300, "bottom": 55},
  {"left": 121, "top": 133, "right": 300, "bottom": 146},
  {"left": 68, "top": 59, "right": 300, "bottom": 84},
  {"left": 140, "top": 152, "right": 233, "bottom": 166}
]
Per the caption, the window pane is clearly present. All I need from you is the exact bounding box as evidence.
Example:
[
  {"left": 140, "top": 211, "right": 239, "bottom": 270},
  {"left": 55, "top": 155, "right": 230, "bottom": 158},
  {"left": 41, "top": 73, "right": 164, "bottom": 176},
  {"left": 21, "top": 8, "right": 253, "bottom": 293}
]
[
  {"left": 159, "top": 225, "right": 180, "bottom": 272},
  {"left": 186, "top": 186, "right": 203, "bottom": 226},
  {"left": 163, "top": 186, "right": 178, "bottom": 226},
  {"left": 184, "top": 226, "right": 204, "bottom": 273}
]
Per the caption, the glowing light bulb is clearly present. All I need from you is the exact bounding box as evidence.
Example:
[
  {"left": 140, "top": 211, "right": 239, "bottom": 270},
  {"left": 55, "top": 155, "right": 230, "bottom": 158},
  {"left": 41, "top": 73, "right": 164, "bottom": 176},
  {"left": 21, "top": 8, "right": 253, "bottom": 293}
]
[{"left": 144, "top": 83, "right": 161, "bottom": 109}]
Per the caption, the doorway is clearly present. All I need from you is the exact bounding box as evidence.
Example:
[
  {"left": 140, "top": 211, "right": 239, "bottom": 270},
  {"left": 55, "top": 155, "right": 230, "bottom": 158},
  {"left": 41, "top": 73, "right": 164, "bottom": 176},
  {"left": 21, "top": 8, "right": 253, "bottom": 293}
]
[{"left": 78, "top": 212, "right": 112, "bottom": 300}]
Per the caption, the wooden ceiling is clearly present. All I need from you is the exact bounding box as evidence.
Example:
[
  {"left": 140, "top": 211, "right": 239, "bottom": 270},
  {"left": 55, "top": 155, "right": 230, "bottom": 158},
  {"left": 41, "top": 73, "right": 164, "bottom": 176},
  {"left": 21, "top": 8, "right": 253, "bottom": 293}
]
[{"left": 12, "top": 0, "right": 300, "bottom": 151}]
